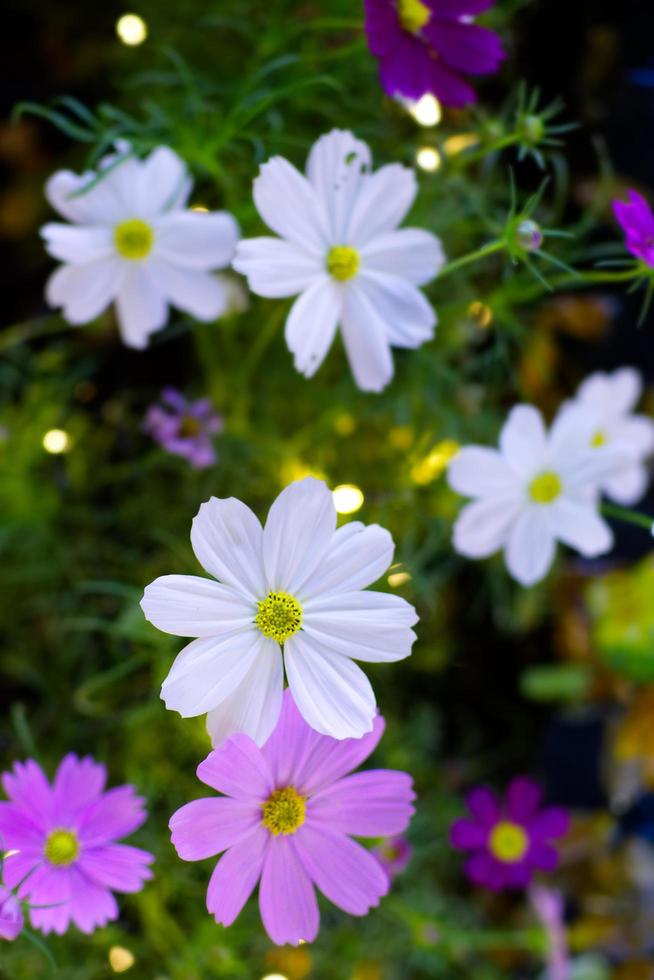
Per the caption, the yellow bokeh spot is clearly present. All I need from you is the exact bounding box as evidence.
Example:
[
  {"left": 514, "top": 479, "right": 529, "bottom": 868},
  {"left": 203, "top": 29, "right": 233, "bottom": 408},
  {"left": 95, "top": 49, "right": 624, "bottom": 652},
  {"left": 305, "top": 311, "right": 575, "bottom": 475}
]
[
  {"left": 190, "top": 203, "right": 209, "bottom": 213},
  {"left": 334, "top": 413, "right": 356, "bottom": 437},
  {"left": 467, "top": 301, "right": 493, "bottom": 329},
  {"left": 109, "top": 947, "right": 135, "bottom": 973},
  {"left": 529, "top": 470, "right": 562, "bottom": 504},
  {"left": 42, "top": 428, "right": 71, "bottom": 454},
  {"left": 388, "top": 567, "right": 411, "bottom": 588},
  {"left": 444, "top": 133, "right": 479, "bottom": 157},
  {"left": 333, "top": 484, "right": 364, "bottom": 515},
  {"left": 409, "top": 95, "right": 442, "bottom": 127},
  {"left": 416, "top": 147, "right": 441, "bottom": 172},
  {"left": 389, "top": 425, "right": 414, "bottom": 450},
  {"left": 410, "top": 440, "right": 459, "bottom": 485},
  {"left": 114, "top": 219, "right": 154, "bottom": 260},
  {"left": 280, "top": 461, "right": 326, "bottom": 486},
  {"left": 398, "top": 0, "right": 431, "bottom": 33},
  {"left": 261, "top": 975, "right": 290, "bottom": 980},
  {"left": 116, "top": 13, "right": 148, "bottom": 45},
  {"left": 488, "top": 821, "right": 528, "bottom": 863}
]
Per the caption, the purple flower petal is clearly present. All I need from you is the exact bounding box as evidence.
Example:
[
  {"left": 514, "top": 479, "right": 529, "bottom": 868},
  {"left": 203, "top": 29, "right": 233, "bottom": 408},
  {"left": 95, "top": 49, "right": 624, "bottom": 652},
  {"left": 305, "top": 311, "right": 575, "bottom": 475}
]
[
  {"left": 424, "top": 20, "right": 505, "bottom": 76},
  {"left": 464, "top": 851, "right": 507, "bottom": 890},
  {"left": 465, "top": 786, "right": 500, "bottom": 826},
  {"left": 2, "top": 760, "right": 53, "bottom": 824},
  {"left": 197, "top": 734, "right": 274, "bottom": 802},
  {"left": 77, "top": 785, "right": 147, "bottom": 846},
  {"left": 21, "top": 864, "right": 72, "bottom": 935},
  {"left": 52, "top": 754, "right": 107, "bottom": 824},
  {"left": 64, "top": 868, "right": 119, "bottom": 934},
  {"left": 0, "top": 802, "right": 43, "bottom": 853},
  {"left": 2, "top": 852, "right": 41, "bottom": 890},
  {"left": 528, "top": 840, "right": 559, "bottom": 872},
  {"left": 450, "top": 817, "right": 489, "bottom": 851},
  {"left": 432, "top": 0, "right": 497, "bottom": 14},
  {"left": 207, "top": 828, "right": 268, "bottom": 926},
  {"left": 530, "top": 806, "right": 569, "bottom": 841},
  {"left": 0, "top": 887, "right": 23, "bottom": 941},
  {"left": 262, "top": 690, "right": 385, "bottom": 796},
  {"left": 259, "top": 837, "right": 319, "bottom": 945},
  {"left": 506, "top": 776, "right": 543, "bottom": 823},
  {"left": 170, "top": 797, "right": 260, "bottom": 860},
  {"left": 309, "top": 770, "right": 415, "bottom": 837},
  {"left": 294, "top": 824, "right": 389, "bottom": 915},
  {"left": 79, "top": 844, "right": 154, "bottom": 893}
]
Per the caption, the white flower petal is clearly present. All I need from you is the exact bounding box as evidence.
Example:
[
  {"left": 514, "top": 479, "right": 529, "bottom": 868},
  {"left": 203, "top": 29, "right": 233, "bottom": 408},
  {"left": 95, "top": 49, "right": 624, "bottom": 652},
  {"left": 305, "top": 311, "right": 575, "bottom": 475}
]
[
  {"left": 45, "top": 169, "right": 124, "bottom": 225},
  {"left": 504, "top": 510, "right": 556, "bottom": 587},
  {"left": 499, "top": 405, "right": 548, "bottom": 477},
  {"left": 340, "top": 282, "right": 394, "bottom": 393},
  {"left": 161, "top": 629, "right": 263, "bottom": 717},
  {"left": 191, "top": 497, "right": 266, "bottom": 600},
  {"left": 610, "top": 416, "right": 654, "bottom": 456},
  {"left": 262, "top": 477, "right": 336, "bottom": 593},
  {"left": 563, "top": 444, "right": 635, "bottom": 492},
  {"left": 603, "top": 463, "right": 650, "bottom": 505},
  {"left": 45, "top": 261, "right": 122, "bottom": 325},
  {"left": 549, "top": 499, "right": 613, "bottom": 557},
  {"left": 284, "top": 633, "right": 376, "bottom": 739},
  {"left": 138, "top": 146, "right": 192, "bottom": 214},
  {"left": 115, "top": 264, "right": 168, "bottom": 349},
  {"left": 253, "top": 157, "right": 326, "bottom": 253},
  {"left": 360, "top": 228, "right": 445, "bottom": 285},
  {"left": 549, "top": 404, "right": 598, "bottom": 461},
  {"left": 285, "top": 278, "right": 341, "bottom": 378},
  {"left": 155, "top": 211, "right": 239, "bottom": 270},
  {"left": 150, "top": 258, "right": 228, "bottom": 321},
  {"left": 206, "top": 639, "right": 283, "bottom": 747},
  {"left": 448, "top": 447, "right": 516, "bottom": 498},
  {"left": 348, "top": 164, "right": 417, "bottom": 247},
  {"left": 356, "top": 271, "right": 436, "bottom": 349},
  {"left": 41, "top": 223, "right": 114, "bottom": 264},
  {"left": 578, "top": 367, "right": 641, "bottom": 418},
  {"left": 300, "top": 522, "right": 394, "bottom": 598},
  {"left": 453, "top": 497, "right": 523, "bottom": 559},
  {"left": 140, "top": 574, "right": 255, "bottom": 637},
  {"left": 305, "top": 129, "right": 372, "bottom": 243},
  {"left": 302, "top": 590, "right": 417, "bottom": 663},
  {"left": 233, "top": 237, "right": 322, "bottom": 298}
]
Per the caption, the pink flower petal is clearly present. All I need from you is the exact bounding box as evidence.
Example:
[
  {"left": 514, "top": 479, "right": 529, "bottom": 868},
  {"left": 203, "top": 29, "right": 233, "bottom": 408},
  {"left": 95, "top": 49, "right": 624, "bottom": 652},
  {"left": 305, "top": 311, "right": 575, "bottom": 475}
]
[
  {"left": 308, "top": 770, "right": 415, "bottom": 837},
  {"left": 77, "top": 785, "right": 147, "bottom": 846},
  {"left": 294, "top": 825, "right": 389, "bottom": 915},
  {"left": 259, "top": 837, "right": 319, "bottom": 946},
  {"left": 207, "top": 827, "right": 268, "bottom": 927},
  {"left": 2, "top": 851, "right": 42, "bottom": 890},
  {"left": 261, "top": 689, "right": 385, "bottom": 796},
  {"left": 64, "top": 868, "right": 119, "bottom": 934},
  {"left": 0, "top": 802, "right": 43, "bottom": 854},
  {"left": 52, "top": 754, "right": 107, "bottom": 822},
  {"left": 78, "top": 843, "right": 154, "bottom": 893},
  {"left": 197, "top": 734, "right": 273, "bottom": 802},
  {"left": 21, "top": 864, "right": 73, "bottom": 936},
  {"left": 170, "top": 797, "right": 261, "bottom": 860},
  {"left": 2, "top": 760, "right": 53, "bottom": 825}
]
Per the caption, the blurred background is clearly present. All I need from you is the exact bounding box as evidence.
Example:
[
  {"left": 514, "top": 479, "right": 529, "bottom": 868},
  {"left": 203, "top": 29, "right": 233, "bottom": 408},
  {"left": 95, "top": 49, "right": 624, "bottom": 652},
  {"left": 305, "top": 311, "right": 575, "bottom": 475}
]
[{"left": 3, "top": 0, "right": 654, "bottom": 977}]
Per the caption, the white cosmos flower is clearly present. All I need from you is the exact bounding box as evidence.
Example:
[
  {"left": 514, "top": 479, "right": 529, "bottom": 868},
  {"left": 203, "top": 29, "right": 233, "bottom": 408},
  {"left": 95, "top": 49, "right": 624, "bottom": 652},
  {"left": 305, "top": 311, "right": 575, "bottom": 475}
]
[
  {"left": 41, "top": 146, "right": 240, "bottom": 349},
  {"left": 564, "top": 367, "right": 654, "bottom": 505},
  {"left": 140, "top": 477, "right": 418, "bottom": 743},
  {"left": 448, "top": 404, "right": 635, "bottom": 587},
  {"left": 232, "top": 128, "right": 445, "bottom": 393}
]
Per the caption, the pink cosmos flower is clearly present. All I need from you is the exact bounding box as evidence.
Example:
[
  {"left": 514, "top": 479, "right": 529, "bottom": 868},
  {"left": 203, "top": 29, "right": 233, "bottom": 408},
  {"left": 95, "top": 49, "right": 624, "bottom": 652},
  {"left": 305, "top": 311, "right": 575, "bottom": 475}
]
[
  {"left": 169, "top": 689, "right": 415, "bottom": 945},
  {"left": 0, "top": 884, "right": 23, "bottom": 941},
  {"left": 0, "top": 755, "right": 154, "bottom": 935},
  {"left": 374, "top": 834, "right": 412, "bottom": 879},
  {"left": 449, "top": 776, "right": 568, "bottom": 891},
  {"left": 144, "top": 387, "right": 223, "bottom": 469},
  {"left": 613, "top": 190, "right": 654, "bottom": 268},
  {"left": 364, "top": 0, "right": 505, "bottom": 106}
]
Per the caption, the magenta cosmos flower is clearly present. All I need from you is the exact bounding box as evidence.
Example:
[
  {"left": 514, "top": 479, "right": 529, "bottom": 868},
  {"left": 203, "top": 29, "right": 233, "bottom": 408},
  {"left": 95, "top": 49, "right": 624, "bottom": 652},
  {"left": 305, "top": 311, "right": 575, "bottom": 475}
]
[
  {"left": 144, "top": 387, "right": 223, "bottom": 469},
  {"left": 170, "top": 690, "right": 415, "bottom": 945},
  {"left": 0, "top": 884, "right": 23, "bottom": 941},
  {"left": 450, "top": 777, "right": 568, "bottom": 891},
  {"left": 364, "top": 0, "right": 505, "bottom": 106},
  {"left": 374, "top": 834, "right": 412, "bottom": 879},
  {"left": 613, "top": 190, "right": 654, "bottom": 268},
  {"left": 0, "top": 755, "right": 154, "bottom": 935}
]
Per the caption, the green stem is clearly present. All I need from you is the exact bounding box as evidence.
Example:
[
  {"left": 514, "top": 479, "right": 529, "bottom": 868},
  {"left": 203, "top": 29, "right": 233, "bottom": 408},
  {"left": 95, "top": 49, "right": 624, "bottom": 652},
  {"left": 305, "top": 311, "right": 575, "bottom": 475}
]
[
  {"left": 437, "top": 240, "right": 505, "bottom": 281},
  {"left": 498, "top": 267, "right": 640, "bottom": 307},
  {"left": 601, "top": 502, "right": 653, "bottom": 532}
]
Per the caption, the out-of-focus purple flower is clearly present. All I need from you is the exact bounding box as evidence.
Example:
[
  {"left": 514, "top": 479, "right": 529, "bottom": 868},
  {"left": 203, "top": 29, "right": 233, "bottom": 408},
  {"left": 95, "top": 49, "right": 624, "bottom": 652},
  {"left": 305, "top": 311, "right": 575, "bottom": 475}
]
[
  {"left": 613, "top": 190, "right": 654, "bottom": 268},
  {"left": 364, "top": 0, "right": 505, "bottom": 106},
  {"left": 169, "top": 689, "right": 415, "bottom": 946},
  {"left": 529, "top": 884, "right": 569, "bottom": 980},
  {"left": 374, "top": 834, "right": 412, "bottom": 879},
  {"left": 0, "top": 885, "right": 23, "bottom": 941},
  {"left": 0, "top": 755, "right": 154, "bottom": 935},
  {"left": 144, "top": 387, "right": 223, "bottom": 470},
  {"left": 450, "top": 776, "right": 568, "bottom": 891}
]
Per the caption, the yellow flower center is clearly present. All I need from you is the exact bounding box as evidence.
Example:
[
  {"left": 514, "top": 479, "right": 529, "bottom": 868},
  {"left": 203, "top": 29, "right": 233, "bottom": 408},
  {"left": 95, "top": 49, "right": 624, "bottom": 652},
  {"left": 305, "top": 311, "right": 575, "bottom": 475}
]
[
  {"left": 178, "top": 415, "right": 202, "bottom": 438},
  {"left": 488, "top": 821, "right": 528, "bottom": 863},
  {"left": 44, "top": 828, "right": 80, "bottom": 866},
  {"left": 114, "top": 218, "right": 154, "bottom": 260},
  {"left": 327, "top": 245, "right": 360, "bottom": 282},
  {"left": 528, "top": 470, "right": 562, "bottom": 504},
  {"left": 397, "top": 0, "right": 431, "bottom": 34},
  {"left": 255, "top": 591, "right": 303, "bottom": 643},
  {"left": 591, "top": 430, "right": 606, "bottom": 447},
  {"left": 262, "top": 787, "right": 306, "bottom": 836}
]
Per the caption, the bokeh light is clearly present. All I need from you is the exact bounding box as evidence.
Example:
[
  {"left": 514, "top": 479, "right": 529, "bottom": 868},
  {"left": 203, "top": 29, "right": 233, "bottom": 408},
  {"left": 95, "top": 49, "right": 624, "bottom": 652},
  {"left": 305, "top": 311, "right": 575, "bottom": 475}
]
[
  {"left": 42, "top": 429, "right": 71, "bottom": 454},
  {"left": 333, "top": 484, "right": 364, "bottom": 514},
  {"left": 409, "top": 94, "right": 442, "bottom": 127},
  {"left": 108, "top": 947, "right": 135, "bottom": 973},
  {"left": 116, "top": 13, "right": 148, "bottom": 45},
  {"left": 416, "top": 147, "right": 441, "bottom": 172}
]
